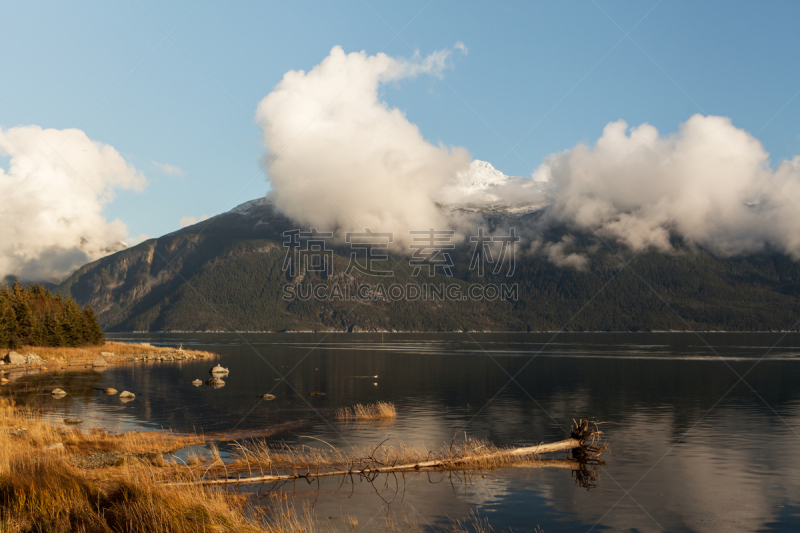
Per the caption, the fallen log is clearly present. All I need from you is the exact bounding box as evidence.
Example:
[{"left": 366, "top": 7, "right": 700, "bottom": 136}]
[{"left": 169, "top": 419, "right": 605, "bottom": 487}]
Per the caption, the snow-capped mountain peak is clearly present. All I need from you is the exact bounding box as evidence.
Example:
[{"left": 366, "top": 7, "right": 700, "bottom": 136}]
[
  {"left": 457, "top": 160, "right": 515, "bottom": 189},
  {"left": 437, "top": 160, "right": 553, "bottom": 214}
]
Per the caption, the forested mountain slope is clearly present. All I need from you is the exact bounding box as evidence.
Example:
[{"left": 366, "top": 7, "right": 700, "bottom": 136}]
[{"left": 57, "top": 199, "right": 800, "bottom": 332}]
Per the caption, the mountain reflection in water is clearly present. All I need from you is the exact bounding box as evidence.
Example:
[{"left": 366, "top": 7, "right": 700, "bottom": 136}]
[{"left": 15, "top": 332, "right": 800, "bottom": 532}]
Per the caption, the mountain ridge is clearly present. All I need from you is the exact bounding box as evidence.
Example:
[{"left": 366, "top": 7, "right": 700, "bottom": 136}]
[{"left": 55, "top": 196, "right": 800, "bottom": 333}]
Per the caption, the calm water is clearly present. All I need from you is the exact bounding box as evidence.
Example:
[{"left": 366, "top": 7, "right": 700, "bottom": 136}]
[{"left": 15, "top": 332, "right": 800, "bottom": 532}]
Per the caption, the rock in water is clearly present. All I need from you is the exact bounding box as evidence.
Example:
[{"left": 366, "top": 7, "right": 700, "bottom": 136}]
[
  {"left": 209, "top": 364, "right": 229, "bottom": 376},
  {"left": 51, "top": 388, "right": 67, "bottom": 397},
  {"left": 308, "top": 391, "right": 326, "bottom": 397},
  {"left": 192, "top": 379, "right": 203, "bottom": 386},
  {"left": 103, "top": 388, "right": 118, "bottom": 395},
  {"left": 206, "top": 377, "right": 225, "bottom": 388},
  {"left": 118, "top": 391, "right": 135, "bottom": 400},
  {"left": 4, "top": 352, "right": 25, "bottom": 365},
  {"left": 257, "top": 394, "right": 276, "bottom": 400},
  {"left": 63, "top": 418, "right": 82, "bottom": 425},
  {"left": 92, "top": 359, "right": 108, "bottom": 367}
]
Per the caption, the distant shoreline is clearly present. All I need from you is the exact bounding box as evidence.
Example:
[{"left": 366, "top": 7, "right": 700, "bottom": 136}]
[{"left": 109, "top": 330, "right": 800, "bottom": 334}]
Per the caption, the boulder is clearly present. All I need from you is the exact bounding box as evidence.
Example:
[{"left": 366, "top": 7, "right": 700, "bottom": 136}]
[
  {"left": 92, "top": 359, "right": 108, "bottom": 367},
  {"left": 103, "top": 388, "right": 118, "bottom": 395},
  {"left": 118, "top": 391, "right": 135, "bottom": 400},
  {"left": 4, "top": 352, "right": 25, "bottom": 365},
  {"left": 206, "top": 377, "right": 225, "bottom": 388},
  {"left": 192, "top": 379, "right": 203, "bottom": 386},
  {"left": 209, "top": 364, "right": 229, "bottom": 376},
  {"left": 24, "top": 354, "right": 44, "bottom": 365},
  {"left": 51, "top": 388, "right": 67, "bottom": 397},
  {"left": 257, "top": 394, "right": 276, "bottom": 400},
  {"left": 63, "top": 418, "right": 82, "bottom": 425}
]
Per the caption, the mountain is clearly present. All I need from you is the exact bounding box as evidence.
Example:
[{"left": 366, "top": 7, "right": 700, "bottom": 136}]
[
  {"left": 56, "top": 188, "right": 800, "bottom": 332},
  {"left": 436, "top": 160, "right": 552, "bottom": 215}
]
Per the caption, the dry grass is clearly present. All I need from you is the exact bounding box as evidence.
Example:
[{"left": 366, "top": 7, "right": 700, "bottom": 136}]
[
  {"left": 335, "top": 402, "right": 397, "bottom": 421},
  {"left": 260, "top": 503, "right": 317, "bottom": 533},
  {"left": 16, "top": 341, "right": 215, "bottom": 365},
  {"left": 0, "top": 457, "right": 271, "bottom": 532},
  {"left": 381, "top": 509, "right": 419, "bottom": 533},
  {"left": 0, "top": 399, "right": 203, "bottom": 461},
  {"left": 447, "top": 512, "right": 494, "bottom": 533},
  {"left": 0, "top": 399, "right": 319, "bottom": 532}
]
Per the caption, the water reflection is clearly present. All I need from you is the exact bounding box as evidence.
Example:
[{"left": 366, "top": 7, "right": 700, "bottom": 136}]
[{"left": 7, "top": 332, "right": 800, "bottom": 531}]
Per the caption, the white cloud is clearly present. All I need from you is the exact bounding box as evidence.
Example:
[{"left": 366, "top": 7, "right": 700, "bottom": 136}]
[
  {"left": 179, "top": 214, "right": 210, "bottom": 228},
  {"left": 536, "top": 114, "right": 800, "bottom": 259},
  {"left": 255, "top": 45, "right": 471, "bottom": 248},
  {"left": 0, "top": 126, "right": 145, "bottom": 282},
  {"left": 255, "top": 47, "right": 800, "bottom": 267},
  {"left": 152, "top": 161, "right": 186, "bottom": 177},
  {"left": 454, "top": 41, "right": 468, "bottom": 55}
]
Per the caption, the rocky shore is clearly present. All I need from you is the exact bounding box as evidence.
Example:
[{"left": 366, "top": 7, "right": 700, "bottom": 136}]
[{"left": 0, "top": 342, "right": 218, "bottom": 379}]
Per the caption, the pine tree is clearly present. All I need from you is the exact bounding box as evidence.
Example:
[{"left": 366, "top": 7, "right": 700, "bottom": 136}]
[
  {"left": 61, "top": 299, "right": 84, "bottom": 347},
  {"left": 0, "top": 305, "right": 19, "bottom": 350},
  {"left": 12, "top": 298, "right": 34, "bottom": 346},
  {"left": 83, "top": 306, "right": 104, "bottom": 346},
  {"left": 0, "top": 281, "right": 105, "bottom": 348},
  {"left": 0, "top": 305, "right": 9, "bottom": 349},
  {"left": 43, "top": 309, "right": 65, "bottom": 346}
]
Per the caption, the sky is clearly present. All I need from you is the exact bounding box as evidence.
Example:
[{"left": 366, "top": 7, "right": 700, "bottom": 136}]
[{"left": 1, "top": 1, "right": 800, "bottom": 279}]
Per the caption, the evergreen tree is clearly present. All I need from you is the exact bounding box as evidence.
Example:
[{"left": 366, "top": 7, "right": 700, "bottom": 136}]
[
  {"left": 61, "top": 299, "right": 84, "bottom": 347},
  {"left": 0, "top": 281, "right": 105, "bottom": 349},
  {"left": 83, "top": 306, "right": 104, "bottom": 346}
]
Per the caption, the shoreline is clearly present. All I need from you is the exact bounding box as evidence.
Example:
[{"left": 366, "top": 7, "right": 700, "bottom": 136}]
[
  {"left": 110, "top": 329, "right": 800, "bottom": 334},
  {"left": 0, "top": 341, "right": 220, "bottom": 378}
]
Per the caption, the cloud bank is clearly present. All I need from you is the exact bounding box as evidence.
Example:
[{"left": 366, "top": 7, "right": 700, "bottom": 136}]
[
  {"left": 0, "top": 126, "right": 145, "bottom": 281},
  {"left": 256, "top": 45, "right": 472, "bottom": 246},
  {"left": 257, "top": 47, "right": 800, "bottom": 268},
  {"left": 537, "top": 114, "right": 800, "bottom": 259}
]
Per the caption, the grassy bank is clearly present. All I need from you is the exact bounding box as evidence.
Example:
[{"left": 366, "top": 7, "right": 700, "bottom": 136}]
[
  {"left": 6, "top": 342, "right": 216, "bottom": 372},
  {"left": 0, "top": 398, "right": 303, "bottom": 532}
]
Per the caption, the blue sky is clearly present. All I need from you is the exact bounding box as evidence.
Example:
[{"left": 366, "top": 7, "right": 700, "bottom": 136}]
[{"left": 2, "top": 0, "right": 799, "bottom": 242}]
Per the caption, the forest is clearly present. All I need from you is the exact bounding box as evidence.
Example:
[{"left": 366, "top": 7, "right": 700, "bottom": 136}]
[{"left": 0, "top": 280, "right": 104, "bottom": 349}]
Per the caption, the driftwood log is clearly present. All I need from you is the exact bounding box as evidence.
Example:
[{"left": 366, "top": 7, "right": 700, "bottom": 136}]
[{"left": 169, "top": 419, "right": 606, "bottom": 487}]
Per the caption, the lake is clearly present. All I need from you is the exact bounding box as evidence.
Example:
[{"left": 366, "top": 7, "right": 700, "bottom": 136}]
[{"left": 18, "top": 332, "right": 800, "bottom": 532}]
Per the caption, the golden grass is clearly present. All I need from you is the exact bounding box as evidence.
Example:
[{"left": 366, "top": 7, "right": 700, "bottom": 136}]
[
  {"left": 0, "top": 399, "right": 316, "bottom": 532},
  {"left": 16, "top": 341, "right": 215, "bottom": 365},
  {"left": 0, "top": 392, "right": 208, "bottom": 474},
  {"left": 335, "top": 401, "right": 397, "bottom": 421},
  {"left": 0, "top": 457, "right": 272, "bottom": 532},
  {"left": 0, "top": 399, "right": 203, "bottom": 461}
]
